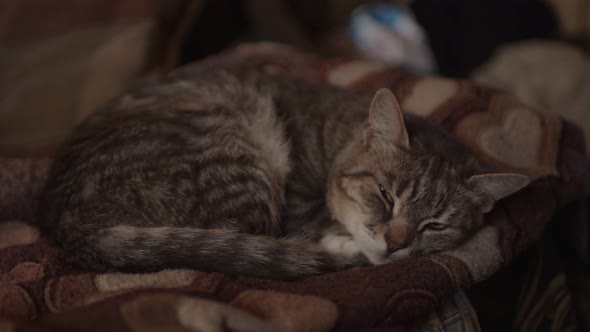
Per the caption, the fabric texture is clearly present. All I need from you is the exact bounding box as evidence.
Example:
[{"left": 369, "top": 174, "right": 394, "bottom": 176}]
[
  {"left": 472, "top": 39, "right": 590, "bottom": 332},
  {"left": 0, "top": 43, "right": 589, "bottom": 331},
  {"left": 466, "top": 214, "right": 582, "bottom": 332},
  {"left": 473, "top": 40, "right": 590, "bottom": 156}
]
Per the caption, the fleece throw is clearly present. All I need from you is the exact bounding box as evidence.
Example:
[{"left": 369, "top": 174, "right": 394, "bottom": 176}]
[{"left": 1, "top": 43, "right": 589, "bottom": 331}]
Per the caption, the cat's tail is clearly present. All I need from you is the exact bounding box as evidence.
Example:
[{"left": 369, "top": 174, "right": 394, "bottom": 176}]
[{"left": 71, "top": 225, "right": 365, "bottom": 280}]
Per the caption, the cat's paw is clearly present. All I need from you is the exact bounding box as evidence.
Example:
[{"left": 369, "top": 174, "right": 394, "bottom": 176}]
[{"left": 320, "top": 234, "right": 361, "bottom": 258}]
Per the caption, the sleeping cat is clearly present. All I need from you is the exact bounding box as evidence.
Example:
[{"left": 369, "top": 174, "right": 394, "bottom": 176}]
[{"left": 37, "top": 69, "right": 529, "bottom": 280}]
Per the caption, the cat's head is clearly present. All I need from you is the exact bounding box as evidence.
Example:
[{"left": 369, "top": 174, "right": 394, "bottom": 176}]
[{"left": 328, "top": 89, "right": 530, "bottom": 264}]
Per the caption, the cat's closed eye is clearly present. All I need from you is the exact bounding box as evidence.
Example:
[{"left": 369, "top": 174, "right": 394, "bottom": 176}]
[
  {"left": 420, "top": 222, "right": 448, "bottom": 232},
  {"left": 378, "top": 184, "right": 394, "bottom": 209}
]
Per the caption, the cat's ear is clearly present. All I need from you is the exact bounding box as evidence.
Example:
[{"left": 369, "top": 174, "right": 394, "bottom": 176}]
[
  {"left": 365, "top": 89, "right": 410, "bottom": 149},
  {"left": 467, "top": 173, "right": 530, "bottom": 213}
]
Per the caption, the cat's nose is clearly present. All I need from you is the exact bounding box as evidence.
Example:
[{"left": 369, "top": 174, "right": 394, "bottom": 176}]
[{"left": 385, "top": 223, "right": 409, "bottom": 254}]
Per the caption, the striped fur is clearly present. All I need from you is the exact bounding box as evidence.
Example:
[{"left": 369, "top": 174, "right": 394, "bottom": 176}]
[
  {"left": 327, "top": 89, "right": 529, "bottom": 264},
  {"left": 38, "top": 69, "right": 529, "bottom": 279}
]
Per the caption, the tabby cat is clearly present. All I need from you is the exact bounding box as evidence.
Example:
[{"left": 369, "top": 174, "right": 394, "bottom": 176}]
[{"left": 38, "top": 69, "right": 529, "bottom": 280}]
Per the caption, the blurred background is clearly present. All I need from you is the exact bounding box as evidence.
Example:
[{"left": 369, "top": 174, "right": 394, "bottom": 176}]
[
  {"left": 1, "top": 1, "right": 589, "bottom": 330},
  {"left": 1, "top": 0, "right": 589, "bottom": 158}
]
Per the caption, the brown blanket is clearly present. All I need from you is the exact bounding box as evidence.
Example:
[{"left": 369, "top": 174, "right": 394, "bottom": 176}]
[{"left": 1, "top": 43, "right": 589, "bottom": 331}]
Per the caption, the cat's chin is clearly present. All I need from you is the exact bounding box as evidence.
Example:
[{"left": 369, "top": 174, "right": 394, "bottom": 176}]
[
  {"left": 363, "top": 251, "right": 394, "bottom": 265},
  {"left": 367, "top": 248, "right": 413, "bottom": 265},
  {"left": 360, "top": 245, "right": 413, "bottom": 265}
]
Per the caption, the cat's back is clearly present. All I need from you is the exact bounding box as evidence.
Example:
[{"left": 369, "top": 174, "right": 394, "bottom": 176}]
[{"left": 38, "top": 69, "right": 289, "bottom": 235}]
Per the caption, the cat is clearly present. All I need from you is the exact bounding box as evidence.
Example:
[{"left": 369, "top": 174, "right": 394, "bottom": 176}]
[{"left": 37, "top": 68, "right": 530, "bottom": 280}]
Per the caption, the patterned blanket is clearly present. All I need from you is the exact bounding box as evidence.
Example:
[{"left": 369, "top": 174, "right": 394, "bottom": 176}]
[{"left": 1, "top": 43, "right": 589, "bottom": 331}]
